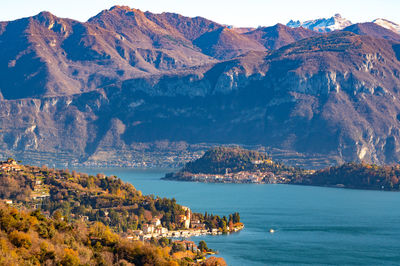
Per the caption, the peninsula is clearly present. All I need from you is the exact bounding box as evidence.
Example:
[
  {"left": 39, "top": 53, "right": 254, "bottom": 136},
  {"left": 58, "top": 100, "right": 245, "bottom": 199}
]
[
  {"left": 0, "top": 158, "right": 242, "bottom": 264},
  {"left": 164, "top": 147, "right": 309, "bottom": 184},
  {"left": 164, "top": 147, "right": 400, "bottom": 191}
]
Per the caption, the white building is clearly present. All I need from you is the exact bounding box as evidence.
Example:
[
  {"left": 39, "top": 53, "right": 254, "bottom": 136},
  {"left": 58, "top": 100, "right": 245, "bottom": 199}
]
[{"left": 142, "top": 224, "right": 155, "bottom": 234}]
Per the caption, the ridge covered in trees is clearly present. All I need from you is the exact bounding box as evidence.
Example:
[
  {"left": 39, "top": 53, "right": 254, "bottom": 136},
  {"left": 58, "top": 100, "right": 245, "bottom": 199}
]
[
  {"left": 295, "top": 162, "right": 400, "bottom": 190},
  {"left": 0, "top": 203, "right": 226, "bottom": 265},
  {"left": 179, "top": 147, "right": 300, "bottom": 175},
  {"left": 165, "top": 147, "right": 305, "bottom": 183},
  {"left": 165, "top": 147, "right": 400, "bottom": 191},
  {"left": 0, "top": 158, "right": 240, "bottom": 264},
  {"left": 0, "top": 159, "right": 238, "bottom": 232}
]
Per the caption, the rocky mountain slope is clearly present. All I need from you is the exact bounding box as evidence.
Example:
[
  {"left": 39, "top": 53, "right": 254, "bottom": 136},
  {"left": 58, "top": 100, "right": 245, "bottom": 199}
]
[
  {"left": 193, "top": 27, "right": 266, "bottom": 59},
  {"left": 343, "top": 22, "right": 400, "bottom": 42},
  {"left": 0, "top": 7, "right": 219, "bottom": 100},
  {"left": 287, "top": 14, "right": 352, "bottom": 32},
  {"left": 113, "top": 32, "right": 400, "bottom": 164},
  {"left": 1, "top": 7, "right": 400, "bottom": 167},
  {"left": 1, "top": 6, "right": 347, "bottom": 100},
  {"left": 373, "top": 18, "right": 400, "bottom": 34},
  {"left": 245, "top": 23, "right": 319, "bottom": 50}
]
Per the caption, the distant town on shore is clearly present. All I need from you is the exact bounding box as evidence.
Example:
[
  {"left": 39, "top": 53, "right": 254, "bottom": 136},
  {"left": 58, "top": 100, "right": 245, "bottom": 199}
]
[{"left": 165, "top": 147, "right": 400, "bottom": 191}]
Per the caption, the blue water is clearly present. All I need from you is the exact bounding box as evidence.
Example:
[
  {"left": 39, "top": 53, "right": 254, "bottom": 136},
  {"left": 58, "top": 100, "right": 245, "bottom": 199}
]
[{"left": 76, "top": 168, "right": 400, "bottom": 265}]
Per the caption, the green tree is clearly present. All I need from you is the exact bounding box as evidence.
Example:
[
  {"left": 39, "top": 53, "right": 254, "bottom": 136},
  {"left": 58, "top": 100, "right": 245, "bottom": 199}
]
[
  {"left": 198, "top": 241, "right": 208, "bottom": 252},
  {"left": 233, "top": 212, "right": 240, "bottom": 223},
  {"left": 171, "top": 242, "right": 186, "bottom": 253}
]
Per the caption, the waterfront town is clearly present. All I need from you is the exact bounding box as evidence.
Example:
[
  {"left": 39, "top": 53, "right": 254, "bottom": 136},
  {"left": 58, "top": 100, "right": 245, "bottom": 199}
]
[
  {"left": 186, "top": 170, "right": 291, "bottom": 184},
  {"left": 1, "top": 158, "right": 244, "bottom": 255},
  {"left": 122, "top": 206, "right": 244, "bottom": 242},
  {"left": 167, "top": 169, "right": 314, "bottom": 184},
  {"left": 164, "top": 147, "right": 317, "bottom": 184},
  {"left": 4, "top": 195, "right": 244, "bottom": 253}
]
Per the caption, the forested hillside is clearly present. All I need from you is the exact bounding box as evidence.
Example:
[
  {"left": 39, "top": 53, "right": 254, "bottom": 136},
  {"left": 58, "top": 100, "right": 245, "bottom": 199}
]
[
  {"left": 296, "top": 162, "right": 400, "bottom": 190},
  {"left": 0, "top": 158, "right": 242, "bottom": 264},
  {"left": 180, "top": 147, "right": 301, "bottom": 175}
]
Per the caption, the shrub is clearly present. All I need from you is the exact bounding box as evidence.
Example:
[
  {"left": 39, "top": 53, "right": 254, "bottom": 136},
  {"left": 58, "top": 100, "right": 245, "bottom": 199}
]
[
  {"left": 60, "top": 248, "right": 80, "bottom": 266},
  {"left": 9, "top": 231, "right": 32, "bottom": 249}
]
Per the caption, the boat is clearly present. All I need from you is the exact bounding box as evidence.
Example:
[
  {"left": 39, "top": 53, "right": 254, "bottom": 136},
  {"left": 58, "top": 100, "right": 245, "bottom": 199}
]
[{"left": 269, "top": 229, "right": 275, "bottom": 234}]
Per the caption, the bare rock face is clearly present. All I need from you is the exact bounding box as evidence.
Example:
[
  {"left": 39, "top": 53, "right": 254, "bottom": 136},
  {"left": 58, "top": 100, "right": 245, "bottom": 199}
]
[{"left": 111, "top": 32, "right": 400, "bottom": 164}]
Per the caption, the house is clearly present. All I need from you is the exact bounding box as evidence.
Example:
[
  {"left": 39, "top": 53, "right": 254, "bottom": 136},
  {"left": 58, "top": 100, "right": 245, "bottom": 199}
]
[
  {"left": 151, "top": 217, "right": 161, "bottom": 227},
  {"left": 191, "top": 219, "right": 200, "bottom": 224},
  {"left": 126, "top": 235, "right": 140, "bottom": 241},
  {"left": 131, "top": 230, "right": 143, "bottom": 236},
  {"left": 32, "top": 194, "right": 50, "bottom": 200},
  {"left": 174, "top": 240, "right": 198, "bottom": 252},
  {"left": 154, "top": 227, "right": 168, "bottom": 235},
  {"left": 140, "top": 234, "right": 152, "bottom": 241},
  {"left": 211, "top": 228, "right": 219, "bottom": 235},
  {"left": 191, "top": 220, "right": 206, "bottom": 230},
  {"left": 4, "top": 199, "right": 12, "bottom": 205},
  {"left": 142, "top": 224, "right": 155, "bottom": 234}
]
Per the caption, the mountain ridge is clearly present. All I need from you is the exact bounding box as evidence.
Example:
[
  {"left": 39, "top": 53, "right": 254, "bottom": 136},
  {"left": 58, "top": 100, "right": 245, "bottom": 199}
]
[
  {"left": 245, "top": 23, "right": 319, "bottom": 50},
  {"left": 343, "top": 22, "right": 400, "bottom": 42},
  {"left": 373, "top": 18, "right": 400, "bottom": 34},
  {"left": 287, "top": 13, "right": 352, "bottom": 32},
  {"left": 287, "top": 14, "right": 400, "bottom": 35},
  {"left": 1, "top": 6, "right": 400, "bottom": 167}
]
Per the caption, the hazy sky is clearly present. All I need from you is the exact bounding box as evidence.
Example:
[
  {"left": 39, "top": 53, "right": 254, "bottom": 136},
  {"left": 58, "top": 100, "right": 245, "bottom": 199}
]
[{"left": 1, "top": 0, "right": 399, "bottom": 27}]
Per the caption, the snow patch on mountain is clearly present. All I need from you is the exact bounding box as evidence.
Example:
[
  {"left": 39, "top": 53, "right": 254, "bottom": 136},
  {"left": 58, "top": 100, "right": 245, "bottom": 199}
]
[
  {"left": 373, "top": 18, "right": 400, "bottom": 34},
  {"left": 287, "top": 14, "right": 352, "bottom": 33}
]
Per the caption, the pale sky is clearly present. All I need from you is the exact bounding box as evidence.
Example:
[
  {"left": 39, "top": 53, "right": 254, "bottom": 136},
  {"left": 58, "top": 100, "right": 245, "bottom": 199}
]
[{"left": 1, "top": 0, "right": 399, "bottom": 27}]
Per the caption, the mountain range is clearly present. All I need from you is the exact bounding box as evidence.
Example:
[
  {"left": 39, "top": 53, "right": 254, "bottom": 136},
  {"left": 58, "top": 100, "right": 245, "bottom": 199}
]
[
  {"left": 1, "top": 6, "right": 400, "bottom": 167},
  {"left": 287, "top": 13, "right": 353, "bottom": 32},
  {"left": 287, "top": 13, "right": 400, "bottom": 34}
]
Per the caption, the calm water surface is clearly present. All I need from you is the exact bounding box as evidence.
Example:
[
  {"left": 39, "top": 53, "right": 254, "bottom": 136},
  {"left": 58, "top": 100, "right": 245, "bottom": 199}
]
[{"left": 77, "top": 168, "right": 400, "bottom": 265}]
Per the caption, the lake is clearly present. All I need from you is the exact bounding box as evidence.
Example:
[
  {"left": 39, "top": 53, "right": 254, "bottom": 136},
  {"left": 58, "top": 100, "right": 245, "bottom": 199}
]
[{"left": 76, "top": 168, "right": 400, "bottom": 265}]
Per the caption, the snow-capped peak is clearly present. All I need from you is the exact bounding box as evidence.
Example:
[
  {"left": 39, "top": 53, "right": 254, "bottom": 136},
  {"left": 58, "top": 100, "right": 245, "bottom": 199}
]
[
  {"left": 373, "top": 18, "right": 400, "bottom": 34},
  {"left": 287, "top": 14, "right": 352, "bottom": 33}
]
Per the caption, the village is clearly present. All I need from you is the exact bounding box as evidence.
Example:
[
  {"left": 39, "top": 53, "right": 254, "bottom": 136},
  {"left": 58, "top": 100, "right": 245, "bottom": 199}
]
[
  {"left": 164, "top": 153, "right": 312, "bottom": 184},
  {"left": 182, "top": 170, "right": 294, "bottom": 184},
  {"left": 0, "top": 158, "right": 244, "bottom": 254},
  {"left": 0, "top": 158, "right": 51, "bottom": 202},
  {"left": 122, "top": 205, "right": 244, "bottom": 252},
  {"left": 0, "top": 158, "right": 22, "bottom": 172}
]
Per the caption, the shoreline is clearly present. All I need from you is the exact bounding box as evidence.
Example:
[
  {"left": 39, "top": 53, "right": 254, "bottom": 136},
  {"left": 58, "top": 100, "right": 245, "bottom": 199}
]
[
  {"left": 71, "top": 165, "right": 400, "bottom": 192},
  {"left": 131, "top": 225, "right": 245, "bottom": 241},
  {"left": 163, "top": 175, "right": 400, "bottom": 192}
]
